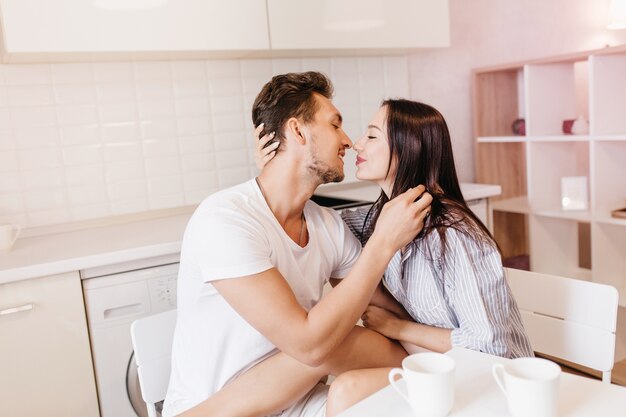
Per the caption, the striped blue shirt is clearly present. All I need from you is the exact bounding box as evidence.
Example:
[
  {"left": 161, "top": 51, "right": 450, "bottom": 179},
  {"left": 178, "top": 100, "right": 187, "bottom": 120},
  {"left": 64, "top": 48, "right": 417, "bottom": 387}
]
[{"left": 342, "top": 207, "right": 533, "bottom": 359}]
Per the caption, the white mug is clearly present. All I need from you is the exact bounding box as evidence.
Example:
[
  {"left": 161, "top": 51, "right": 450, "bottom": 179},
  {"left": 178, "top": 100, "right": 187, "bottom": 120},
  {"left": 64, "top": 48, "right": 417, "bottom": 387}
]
[
  {"left": 571, "top": 116, "right": 589, "bottom": 135},
  {"left": 0, "top": 223, "right": 21, "bottom": 252},
  {"left": 388, "top": 352, "right": 455, "bottom": 417},
  {"left": 492, "top": 357, "right": 561, "bottom": 417}
]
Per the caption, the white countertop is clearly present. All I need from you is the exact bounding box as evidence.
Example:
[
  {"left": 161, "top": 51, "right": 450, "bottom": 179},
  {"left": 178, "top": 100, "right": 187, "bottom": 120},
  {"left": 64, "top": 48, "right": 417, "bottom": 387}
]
[
  {"left": 315, "top": 181, "right": 501, "bottom": 203},
  {"left": 0, "top": 211, "right": 193, "bottom": 285},
  {"left": 0, "top": 181, "right": 501, "bottom": 285}
]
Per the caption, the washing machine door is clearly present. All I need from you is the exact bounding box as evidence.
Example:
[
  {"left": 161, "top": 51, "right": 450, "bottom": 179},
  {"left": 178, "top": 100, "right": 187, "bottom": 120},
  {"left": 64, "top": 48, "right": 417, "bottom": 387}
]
[{"left": 127, "top": 352, "right": 150, "bottom": 417}]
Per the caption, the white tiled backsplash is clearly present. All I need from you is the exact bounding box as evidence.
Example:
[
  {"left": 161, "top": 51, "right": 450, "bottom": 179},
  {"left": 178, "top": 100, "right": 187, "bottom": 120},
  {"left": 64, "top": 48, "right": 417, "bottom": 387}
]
[{"left": 0, "top": 56, "right": 409, "bottom": 228}]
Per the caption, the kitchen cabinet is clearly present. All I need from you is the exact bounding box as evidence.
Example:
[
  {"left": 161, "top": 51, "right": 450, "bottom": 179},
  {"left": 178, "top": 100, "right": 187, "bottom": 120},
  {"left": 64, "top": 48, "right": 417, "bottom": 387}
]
[
  {"left": 0, "top": 0, "right": 269, "bottom": 61},
  {"left": 0, "top": 271, "right": 99, "bottom": 417},
  {"left": 267, "top": 0, "right": 449, "bottom": 51},
  {"left": 0, "top": 0, "right": 448, "bottom": 62},
  {"left": 472, "top": 44, "right": 626, "bottom": 361}
]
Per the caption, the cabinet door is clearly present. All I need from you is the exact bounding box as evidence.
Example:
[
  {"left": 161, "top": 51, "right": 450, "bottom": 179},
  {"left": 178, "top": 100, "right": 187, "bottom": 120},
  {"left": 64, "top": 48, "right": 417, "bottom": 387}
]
[
  {"left": 0, "top": 272, "right": 99, "bottom": 417},
  {"left": 268, "top": 0, "right": 449, "bottom": 50},
  {"left": 0, "top": 0, "right": 269, "bottom": 53}
]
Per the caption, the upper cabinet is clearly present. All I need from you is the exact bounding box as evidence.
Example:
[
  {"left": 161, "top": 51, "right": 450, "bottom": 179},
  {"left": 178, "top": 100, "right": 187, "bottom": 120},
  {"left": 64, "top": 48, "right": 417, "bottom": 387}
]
[
  {"left": 267, "top": 0, "right": 450, "bottom": 51},
  {"left": 0, "top": 0, "right": 270, "bottom": 62},
  {"left": 0, "top": 0, "right": 449, "bottom": 62}
]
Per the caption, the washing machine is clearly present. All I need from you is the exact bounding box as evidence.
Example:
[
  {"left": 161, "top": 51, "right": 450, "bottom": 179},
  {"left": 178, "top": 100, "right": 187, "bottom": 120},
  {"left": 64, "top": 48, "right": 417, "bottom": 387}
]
[{"left": 82, "top": 256, "right": 179, "bottom": 417}]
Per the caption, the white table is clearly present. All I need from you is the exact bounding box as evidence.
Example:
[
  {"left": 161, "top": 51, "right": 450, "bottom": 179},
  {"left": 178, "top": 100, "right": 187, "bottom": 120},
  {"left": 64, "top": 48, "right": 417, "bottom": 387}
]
[{"left": 337, "top": 348, "right": 626, "bottom": 416}]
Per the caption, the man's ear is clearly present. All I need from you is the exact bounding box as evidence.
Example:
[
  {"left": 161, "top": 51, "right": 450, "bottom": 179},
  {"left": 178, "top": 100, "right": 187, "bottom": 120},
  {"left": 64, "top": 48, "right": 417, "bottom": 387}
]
[{"left": 286, "top": 117, "right": 306, "bottom": 145}]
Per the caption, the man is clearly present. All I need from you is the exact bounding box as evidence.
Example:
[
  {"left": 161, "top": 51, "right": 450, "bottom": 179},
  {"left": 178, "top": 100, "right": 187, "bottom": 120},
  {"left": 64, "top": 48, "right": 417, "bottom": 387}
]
[{"left": 162, "top": 72, "right": 431, "bottom": 417}]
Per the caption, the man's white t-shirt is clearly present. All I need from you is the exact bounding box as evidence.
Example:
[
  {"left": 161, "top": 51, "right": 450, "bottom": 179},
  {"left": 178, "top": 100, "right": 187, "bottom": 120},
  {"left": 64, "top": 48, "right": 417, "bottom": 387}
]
[{"left": 162, "top": 179, "right": 362, "bottom": 417}]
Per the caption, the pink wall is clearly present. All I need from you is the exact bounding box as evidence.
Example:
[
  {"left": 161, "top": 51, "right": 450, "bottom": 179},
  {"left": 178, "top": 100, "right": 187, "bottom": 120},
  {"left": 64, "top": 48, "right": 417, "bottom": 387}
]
[{"left": 408, "top": 0, "right": 626, "bottom": 181}]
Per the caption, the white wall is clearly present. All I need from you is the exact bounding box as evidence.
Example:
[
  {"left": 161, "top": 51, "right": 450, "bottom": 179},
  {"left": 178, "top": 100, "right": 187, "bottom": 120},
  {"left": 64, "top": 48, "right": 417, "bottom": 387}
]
[
  {"left": 0, "top": 57, "right": 409, "bottom": 227},
  {"left": 408, "top": 0, "right": 626, "bottom": 182}
]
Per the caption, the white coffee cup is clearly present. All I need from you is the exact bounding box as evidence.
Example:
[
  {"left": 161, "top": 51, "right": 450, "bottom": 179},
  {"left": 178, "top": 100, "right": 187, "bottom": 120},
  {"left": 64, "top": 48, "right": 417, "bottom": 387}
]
[
  {"left": 0, "top": 223, "right": 21, "bottom": 252},
  {"left": 388, "top": 352, "right": 455, "bottom": 417},
  {"left": 492, "top": 357, "right": 561, "bottom": 417}
]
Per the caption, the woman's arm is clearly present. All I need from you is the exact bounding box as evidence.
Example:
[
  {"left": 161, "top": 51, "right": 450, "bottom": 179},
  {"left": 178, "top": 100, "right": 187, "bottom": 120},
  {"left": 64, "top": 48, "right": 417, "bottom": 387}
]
[
  {"left": 369, "top": 284, "right": 413, "bottom": 320},
  {"left": 445, "top": 231, "right": 532, "bottom": 357},
  {"left": 362, "top": 305, "right": 452, "bottom": 352}
]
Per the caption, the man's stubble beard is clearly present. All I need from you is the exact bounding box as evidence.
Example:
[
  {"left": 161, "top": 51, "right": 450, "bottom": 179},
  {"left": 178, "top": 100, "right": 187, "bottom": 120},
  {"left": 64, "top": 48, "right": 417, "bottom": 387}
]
[{"left": 308, "top": 137, "right": 344, "bottom": 184}]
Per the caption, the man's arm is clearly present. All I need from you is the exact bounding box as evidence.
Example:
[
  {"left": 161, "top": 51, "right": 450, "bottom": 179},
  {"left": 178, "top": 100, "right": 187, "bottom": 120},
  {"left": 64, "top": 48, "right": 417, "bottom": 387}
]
[
  {"left": 180, "top": 326, "right": 406, "bottom": 417},
  {"left": 213, "top": 186, "right": 431, "bottom": 367}
]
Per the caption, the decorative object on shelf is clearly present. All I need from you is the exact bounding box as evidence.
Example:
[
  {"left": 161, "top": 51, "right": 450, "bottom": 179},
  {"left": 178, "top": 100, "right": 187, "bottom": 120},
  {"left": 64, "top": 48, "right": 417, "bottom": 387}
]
[
  {"left": 562, "top": 119, "right": 575, "bottom": 134},
  {"left": 562, "top": 116, "right": 589, "bottom": 135},
  {"left": 611, "top": 207, "right": 626, "bottom": 219},
  {"left": 561, "top": 176, "right": 589, "bottom": 211},
  {"left": 572, "top": 116, "right": 589, "bottom": 135},
  {"left": 511, "top": 118, "right": 526, "bottom": 135}
]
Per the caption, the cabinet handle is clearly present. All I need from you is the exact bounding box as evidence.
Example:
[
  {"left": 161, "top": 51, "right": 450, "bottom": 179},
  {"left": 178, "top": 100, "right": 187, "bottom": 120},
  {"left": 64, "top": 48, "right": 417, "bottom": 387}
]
[
  {"left": 0, "top": 303, "right": 34, "bottom": 316},
  {"left": 104, "top": 303, "right": 143, "bottom": 319}
]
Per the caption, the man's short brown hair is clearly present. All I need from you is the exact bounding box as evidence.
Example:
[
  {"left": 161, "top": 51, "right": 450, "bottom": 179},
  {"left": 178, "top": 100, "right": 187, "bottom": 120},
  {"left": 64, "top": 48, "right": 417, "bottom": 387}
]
[{"left": 252, "top": 71, "right": 334, "bottom": 150}]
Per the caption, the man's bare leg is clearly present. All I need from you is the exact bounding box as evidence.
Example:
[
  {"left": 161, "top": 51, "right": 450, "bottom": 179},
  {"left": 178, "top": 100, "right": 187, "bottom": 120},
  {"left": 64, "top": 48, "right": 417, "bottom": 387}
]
[
  {"left": 325, "top": 368, "right": 391, "bottom": 417},
  {"left": 178, "top": 326, "right": 406, "bottom": 417}
]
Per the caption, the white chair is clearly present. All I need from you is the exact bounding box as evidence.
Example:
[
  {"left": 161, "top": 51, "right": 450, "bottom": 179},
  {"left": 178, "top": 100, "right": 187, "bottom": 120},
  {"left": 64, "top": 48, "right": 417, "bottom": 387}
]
[
  {"left": 505, "top": 268, "right": 619, "bottom": 383},
  {"left": 130, "top": 309, "right": 177, "bottom": 417}
]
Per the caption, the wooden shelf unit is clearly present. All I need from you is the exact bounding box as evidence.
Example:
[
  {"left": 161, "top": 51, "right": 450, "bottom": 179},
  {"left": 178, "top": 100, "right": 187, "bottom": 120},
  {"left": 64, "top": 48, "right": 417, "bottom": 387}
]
[{"left": 472, "top": 45, "right": 626, "bottom": 362}]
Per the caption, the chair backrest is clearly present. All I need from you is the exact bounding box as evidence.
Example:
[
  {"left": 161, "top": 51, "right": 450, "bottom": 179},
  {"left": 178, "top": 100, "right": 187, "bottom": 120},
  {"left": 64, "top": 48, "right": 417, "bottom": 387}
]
[
  {"left": 130, "top": 309, "right": 177, "bottom": 417},
  {"left": 505, "top": 268, "right": 619, "bottom": 383}
]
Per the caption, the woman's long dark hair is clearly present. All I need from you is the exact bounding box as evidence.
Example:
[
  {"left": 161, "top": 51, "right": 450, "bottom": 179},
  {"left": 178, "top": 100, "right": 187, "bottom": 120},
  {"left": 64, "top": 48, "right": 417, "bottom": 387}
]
[{"left": 364, "top": 99, "right": 500, "bottom": 266}]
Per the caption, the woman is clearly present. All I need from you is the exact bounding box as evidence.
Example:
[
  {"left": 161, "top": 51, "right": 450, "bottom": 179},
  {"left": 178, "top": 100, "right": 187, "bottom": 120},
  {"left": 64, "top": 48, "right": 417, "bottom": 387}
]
[
  {"left": 185, "top": 99, "right": 532, "bottom": 417},
  {"left": 339, "top": 99, "right": 532, "bottom": 357},
  {"left": 322, "top": 99, "right": 533, "bottom": 413}
]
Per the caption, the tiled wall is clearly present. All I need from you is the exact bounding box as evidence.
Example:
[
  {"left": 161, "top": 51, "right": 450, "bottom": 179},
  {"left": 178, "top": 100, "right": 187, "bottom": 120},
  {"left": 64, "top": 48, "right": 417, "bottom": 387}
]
[{"left": 0, "top": 56, "right": 409, "bottom": 228}]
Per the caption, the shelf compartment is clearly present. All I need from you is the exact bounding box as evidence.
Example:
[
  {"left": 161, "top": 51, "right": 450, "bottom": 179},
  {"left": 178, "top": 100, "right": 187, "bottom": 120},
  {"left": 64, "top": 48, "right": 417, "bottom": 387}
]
[
  {"left": 526, "top": 61, "right": 589, "bottom": 136},
  {"left": 592, "top": 141, "right": 626, "bottom": 214},
  {"left": 529, "top": 215, "right": 592, "bottom": 280},
  {"left": 491, "top": 196, "right": 530, "bottom": 214},
  {"left": 493, "top": 211, "right": 528, "bottom": 260},
  {"left": 476, "top": 142, "right": 526, "bottom": 200},
  {"left": 473, "top": 67, "right": 524, "bottom": 138},
  {"left": 590, "top": 53, "right": 626, "bottom": 136},
  {"left": 528, "top": 141, "right": 589, "bottom": 211},
  {"left": 592, "top": 222, "right": 626, "bottom": 304}
]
